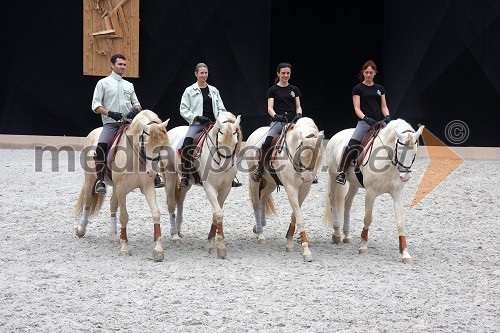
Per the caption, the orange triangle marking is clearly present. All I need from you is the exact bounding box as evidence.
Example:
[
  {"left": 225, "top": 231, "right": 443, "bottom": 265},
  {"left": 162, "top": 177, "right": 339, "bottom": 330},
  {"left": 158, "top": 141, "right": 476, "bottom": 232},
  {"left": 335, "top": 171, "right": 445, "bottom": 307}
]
[{"left": 410, "top": 127, "right": 464, "bottom": 209}]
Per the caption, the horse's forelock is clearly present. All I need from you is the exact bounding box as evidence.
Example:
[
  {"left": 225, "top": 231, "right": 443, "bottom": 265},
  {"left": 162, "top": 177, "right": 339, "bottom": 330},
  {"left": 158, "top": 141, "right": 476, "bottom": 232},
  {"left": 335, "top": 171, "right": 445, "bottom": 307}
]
[{"left": 148, "top": 124, "right": 168, "bottom": 147}]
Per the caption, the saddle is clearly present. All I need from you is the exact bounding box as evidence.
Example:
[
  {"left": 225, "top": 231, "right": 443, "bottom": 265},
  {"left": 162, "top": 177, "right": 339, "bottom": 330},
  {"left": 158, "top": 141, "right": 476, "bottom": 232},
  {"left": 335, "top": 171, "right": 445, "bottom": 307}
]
[
  {"left": 353, "top": 122, "right": 384, "bottom": 168},
  {"left": 267, "top": 124, "right": 295, "bottom": 187},
  {"left": 106, "top": 125, "right": 129, "bottom": 172}
]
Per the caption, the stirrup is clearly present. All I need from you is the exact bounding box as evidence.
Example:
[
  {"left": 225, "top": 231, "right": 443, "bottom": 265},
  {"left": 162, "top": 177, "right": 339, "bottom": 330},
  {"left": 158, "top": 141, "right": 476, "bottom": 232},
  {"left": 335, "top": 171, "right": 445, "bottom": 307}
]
[
  {"left": 335, "top": 172, "right": 346, "bottom": 185},
  {"left": 95, "top": 181, "right": 106, "bottom": 195},
  {"left": 179, "top": 176, "right": 189, "bottom": 188},
  {"left": 154, "top": 174, "right": 164, "bottom": 188},
  {"left": 231, "top": 180, "right": 242, "bottom": 187}
]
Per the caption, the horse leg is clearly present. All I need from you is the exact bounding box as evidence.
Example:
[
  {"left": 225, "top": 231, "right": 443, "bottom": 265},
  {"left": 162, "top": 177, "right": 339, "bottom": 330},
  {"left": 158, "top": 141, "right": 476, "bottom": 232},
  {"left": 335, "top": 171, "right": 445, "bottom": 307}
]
[
  {"left": 359, "top": 190, "right": 375, "bottom": 254},
  {"left": 285, "top": 216, "right": 295, "bottom": 252},
  {"left": 285, "top": 188, "right": 312, "bottom": 262},
  {"left": 391, "top": 189, "right": 412, "bottom": 263},
  {"left": 342, "top": 185, "right": 359, "bottom": 244},
  {"left": 142, "top": 185, "right": 164, "bottom": 262},
  {"left": 205, "top": 185, "right": 228, "bottom": 259},
  {"left": 75, "top": 176, "right": 95, "bottom": 238},
  {"left": 165, "top": 172, "right": 182, "bottom": 243},
  {"left": 328, "top": 179, "right": 342, "bottom": 244},
  {"left": 109, "top": 189, "right": 119, "bottom": 243},
  {"left": 249, "top": 179, "right": 266, "bottom": 243},
  {"left": 115, "top": 188, "right": 131, "bottom": 257}
]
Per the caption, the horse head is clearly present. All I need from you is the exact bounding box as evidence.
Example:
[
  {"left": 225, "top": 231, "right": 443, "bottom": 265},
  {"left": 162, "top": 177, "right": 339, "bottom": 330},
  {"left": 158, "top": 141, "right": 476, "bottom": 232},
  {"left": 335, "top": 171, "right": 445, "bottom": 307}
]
[
  {"left": 392, "top": 121, "right": 424, "bottom": 182},
  {"left": 290, "top": 117, "right": 324, "bottom": 183},
  {"left": 130, "top": 110, "right": 170, "bottom": 178},
  {"left": 212, "top": 113, "right": 242, "bottom": 169}
]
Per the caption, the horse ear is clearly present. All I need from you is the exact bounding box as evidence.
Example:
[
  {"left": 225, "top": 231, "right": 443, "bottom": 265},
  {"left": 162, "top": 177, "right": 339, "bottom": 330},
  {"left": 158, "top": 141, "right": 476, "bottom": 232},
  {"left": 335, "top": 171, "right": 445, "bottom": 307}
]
[
  {"left": 139, "top": 120, "right": 149, "bottom": 132},
  {"left": 318, "top": 130, "right": 325, "bottom": 140},
  {"left": 161, "top": 118, "right": 170, "bottom": 129},
  {"left": 234, "top": 115, "right": 241, "bottom": 127},
  {"left": 216, "top": 116, "right": 224, "bottom": 129},
  {"left": 395, "top": 130, "right": 406, "bottom": 142},
  {"left": 415, "top": 125, "right": 425, "bottom": 137}
]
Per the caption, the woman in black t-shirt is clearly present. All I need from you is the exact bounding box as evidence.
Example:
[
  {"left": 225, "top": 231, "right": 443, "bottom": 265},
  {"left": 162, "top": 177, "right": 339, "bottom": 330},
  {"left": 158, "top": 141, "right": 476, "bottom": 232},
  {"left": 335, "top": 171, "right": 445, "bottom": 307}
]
[
  {"left": 335, "top": 60, "right": 391, "bottom": 185},
  {"left": 251, "top": 62, "right": 303, "bottom": 182}
]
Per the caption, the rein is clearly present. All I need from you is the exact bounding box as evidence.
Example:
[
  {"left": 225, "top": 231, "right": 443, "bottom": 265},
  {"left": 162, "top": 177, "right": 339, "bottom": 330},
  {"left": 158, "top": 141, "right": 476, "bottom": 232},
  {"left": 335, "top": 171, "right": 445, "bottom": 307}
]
[
  {"left": 203, "top": 120, "right": 240, "bottom": 168},
  {"left": 280, "top": 125, "right": 319, "bottom": 173},
  {"left": 126, "top": 121, "right": 164, "bottom": 165}
]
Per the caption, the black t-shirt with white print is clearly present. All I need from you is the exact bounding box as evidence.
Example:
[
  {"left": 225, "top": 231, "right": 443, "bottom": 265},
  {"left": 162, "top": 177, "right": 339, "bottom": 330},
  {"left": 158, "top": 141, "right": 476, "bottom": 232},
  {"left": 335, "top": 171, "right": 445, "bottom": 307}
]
[
  {"left": 352, "top": 82, "right": 386, "bottom": 121},
  {"left": 267, "top": 84, "right": 301, "bottom": 122}
]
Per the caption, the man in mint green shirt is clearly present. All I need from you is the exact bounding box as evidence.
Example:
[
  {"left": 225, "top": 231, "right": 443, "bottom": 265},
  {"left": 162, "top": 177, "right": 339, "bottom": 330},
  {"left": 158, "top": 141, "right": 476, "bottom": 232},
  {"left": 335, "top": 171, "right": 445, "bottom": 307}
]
[{"left": 91, "top": 53, "right": 163, "bottom": 194}]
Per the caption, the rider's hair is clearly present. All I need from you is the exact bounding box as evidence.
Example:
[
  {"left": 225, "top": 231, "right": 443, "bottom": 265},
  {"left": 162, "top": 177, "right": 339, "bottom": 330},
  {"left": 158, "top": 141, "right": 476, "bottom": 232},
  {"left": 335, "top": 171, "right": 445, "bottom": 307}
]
[
  {"left": 195, "top": 63, "right": 209, "bottom": 73},
  {"left": 111, "top": 54, "right": 127, "bottom": 64},
  {"left": 358, "top": 60, "right": 377, "bottom": 81},
  {"left": 274, "top": 62, "right": 292, "bottom": 84}
]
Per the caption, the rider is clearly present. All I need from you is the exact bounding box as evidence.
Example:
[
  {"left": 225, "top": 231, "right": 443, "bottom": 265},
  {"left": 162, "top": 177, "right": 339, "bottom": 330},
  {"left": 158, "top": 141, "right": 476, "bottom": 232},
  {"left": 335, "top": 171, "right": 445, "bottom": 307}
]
[
  {"left": 252, "top": 62, "right": 303, "bottom": 182},
  {"left": 335, "top": 59, "right": 391, "bottom": 185},
  {"left": 178, "top": 63, "right": 240, "bottom": 188},
  {"left": 91, "top": 53, "right": 164, "bottom": 195}
]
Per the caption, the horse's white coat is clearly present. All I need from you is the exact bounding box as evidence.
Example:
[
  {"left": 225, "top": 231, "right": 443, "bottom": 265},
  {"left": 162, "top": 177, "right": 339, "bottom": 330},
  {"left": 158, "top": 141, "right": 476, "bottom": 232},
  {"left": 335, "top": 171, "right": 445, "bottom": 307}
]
[
  {"left": 163, "top": 113, "right": 242, "bottom": 258},
  {"left": 244, "top": 117, "right": 324, "bottom": 261},
  {"left": 324, "top": 119, "right": 424, "bottom": 262},
  {"left": 75, "top": 110, "right": 169, "bottom": 261}
]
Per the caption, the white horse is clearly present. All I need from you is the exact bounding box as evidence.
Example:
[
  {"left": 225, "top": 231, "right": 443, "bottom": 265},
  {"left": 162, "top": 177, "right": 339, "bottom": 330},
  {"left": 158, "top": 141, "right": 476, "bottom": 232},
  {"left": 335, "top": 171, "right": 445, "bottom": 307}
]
[
  {"left": 163, "top": 112, "right": 242, "bottom": 258},
  {"left": 245, "top": 117, "right": 324, "bottom": 261},
  {"left": 324, "top": 118, "right": 424, "bottom": 263},
  {"left": 75, "top": 110, "right": 170, "bottom": 261}
]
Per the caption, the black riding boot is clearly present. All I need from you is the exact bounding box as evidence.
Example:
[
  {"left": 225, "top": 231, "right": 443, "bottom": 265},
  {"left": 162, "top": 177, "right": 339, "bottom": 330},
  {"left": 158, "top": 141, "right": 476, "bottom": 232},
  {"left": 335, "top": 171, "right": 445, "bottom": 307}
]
[
  {"left": 179, "top": 137, "right": 194, "bottom": 188},
  {"left": 335, "top": 139, "right": 361, "bottom": 185},
  {"left": 251, "top": 147, "right": 270, "bottom": 182},
  {"left": 94, "top": 142, "right": 107, "bottom": 194}
]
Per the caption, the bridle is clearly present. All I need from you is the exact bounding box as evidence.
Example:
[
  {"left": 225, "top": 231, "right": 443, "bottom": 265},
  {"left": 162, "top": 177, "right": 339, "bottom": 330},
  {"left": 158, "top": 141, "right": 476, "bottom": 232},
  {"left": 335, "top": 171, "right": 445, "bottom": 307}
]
[
  {"left": 204, "top": 120, "right": 240, "bottom": 168},
  {"left": 127, "top": 121, "right": 164, "bottom": 165},
  {"left": 280, "top": 125, "right": 321, "bottom": 173},
  {"left": 379, "top": 129, "right": 418, "bottom": 173}
]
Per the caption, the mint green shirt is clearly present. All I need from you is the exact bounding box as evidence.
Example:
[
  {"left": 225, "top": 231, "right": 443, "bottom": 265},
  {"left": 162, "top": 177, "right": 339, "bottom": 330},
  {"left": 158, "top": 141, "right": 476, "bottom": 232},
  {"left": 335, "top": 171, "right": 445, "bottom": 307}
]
[{"left": 92, "top": 71, "right": 141, "bottom": 124}]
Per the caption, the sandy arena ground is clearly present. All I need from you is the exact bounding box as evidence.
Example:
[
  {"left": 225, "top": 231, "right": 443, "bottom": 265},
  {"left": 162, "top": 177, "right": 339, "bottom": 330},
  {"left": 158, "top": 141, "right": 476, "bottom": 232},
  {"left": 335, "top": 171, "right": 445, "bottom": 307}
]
[{"left": 0, "top": 148, "right": 498, "bottom": 332}]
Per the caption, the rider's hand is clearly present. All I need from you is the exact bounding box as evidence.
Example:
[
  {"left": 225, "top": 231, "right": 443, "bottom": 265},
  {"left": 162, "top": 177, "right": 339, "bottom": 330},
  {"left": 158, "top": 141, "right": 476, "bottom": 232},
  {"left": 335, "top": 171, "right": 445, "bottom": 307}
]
[
  {"left": 126, "top": 109, "right": 139, "bottom": 120},
  {"left": 194, "top": 115, "right": 211, "bottom": 125},
  {"left": 363, "top": 116, "right": 376, "bottom": 126},
  {"left": 273, "top": 114, "right": 287, "bottom": 122},
  {"left": 384, "top": 115, "right": 391, "bottom": 124},
  {"left": 107, "top": 111, "right": 122, "bottom": 121},
  {"left": 293, "top": 113, "right": 303, "bottom": 123}
]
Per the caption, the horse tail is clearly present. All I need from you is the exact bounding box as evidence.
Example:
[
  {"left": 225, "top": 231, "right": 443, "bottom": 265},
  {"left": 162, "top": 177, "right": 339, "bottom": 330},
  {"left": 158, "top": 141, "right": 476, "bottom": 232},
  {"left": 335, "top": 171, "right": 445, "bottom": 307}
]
[
  {"left": 260, "top": 178, "right": 276, "bottom": 215},
  {"left": 75, "top": 179, "right": 105, "bottom": 216},
  {"left": 324, "top": 176, "right": 345, "bottom": 227}
]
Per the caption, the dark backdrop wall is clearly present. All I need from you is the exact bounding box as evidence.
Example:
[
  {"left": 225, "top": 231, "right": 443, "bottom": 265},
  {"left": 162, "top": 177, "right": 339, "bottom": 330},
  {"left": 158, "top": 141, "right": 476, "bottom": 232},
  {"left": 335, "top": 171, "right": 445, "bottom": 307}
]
[{"left": 1, "top": 0, "right": 499, "bottom": 146}]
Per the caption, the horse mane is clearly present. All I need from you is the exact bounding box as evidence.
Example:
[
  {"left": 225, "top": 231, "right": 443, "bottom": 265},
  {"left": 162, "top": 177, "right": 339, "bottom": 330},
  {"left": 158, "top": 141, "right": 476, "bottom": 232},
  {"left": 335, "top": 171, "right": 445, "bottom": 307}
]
[
  {"left": 128, "top": 110, "right": 168, "bottom": 146},
  {"left": 294, "top": 116, "right": 319, "bottom": 132}
]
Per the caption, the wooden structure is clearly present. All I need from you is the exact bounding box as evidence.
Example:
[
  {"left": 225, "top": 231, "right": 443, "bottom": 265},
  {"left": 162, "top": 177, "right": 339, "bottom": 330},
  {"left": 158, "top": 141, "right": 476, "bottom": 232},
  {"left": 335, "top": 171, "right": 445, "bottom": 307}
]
[{"left": 83, "top": 0, "right": 140, "bottom": 77}]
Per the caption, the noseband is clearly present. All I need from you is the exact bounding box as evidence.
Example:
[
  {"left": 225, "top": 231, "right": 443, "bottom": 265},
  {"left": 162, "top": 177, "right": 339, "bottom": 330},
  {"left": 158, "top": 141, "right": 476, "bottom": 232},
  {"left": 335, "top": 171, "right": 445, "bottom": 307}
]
[
  {"left": 392, "top": 130, "right": 418, "bottom": 173},
  {"left": 206, "top": 121, "right": 240, "bottom": 167},
  {"left": 130, "top": 121, "right": 164, "bottom": 165}
]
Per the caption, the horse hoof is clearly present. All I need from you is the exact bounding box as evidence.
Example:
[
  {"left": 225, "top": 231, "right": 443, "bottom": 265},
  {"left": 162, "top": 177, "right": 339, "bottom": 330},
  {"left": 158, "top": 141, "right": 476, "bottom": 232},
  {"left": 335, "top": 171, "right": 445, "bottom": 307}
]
[
  {"left": 171, "top": 235, "right": 181, "bottom": 244},
  {"left": 257, "top": 238, "right": 267, "bottom": 245},
  {"left": 75, "top": 226, "right": 86, "bottom": 238},
  {"left": 153, "top": 250, "right": 164, "bottom": 262},
  {"left": 343, "top": 237, "right": 352, "bottom": 244},
  {"left": 120, "top": 249, "right": 131, "bottom": 257},
  {"left": 303, "top": 254, "right": 313, "bottom": 262},
  {"left": 285, "top": 245, "right": 294, "bottom": 252},
  {"left": 402, "top": 257, "right": 413, "bottom": 264},
  {"left": 332, "top": 235, "right": 341, "bottom": 244},
  {"left": 110, "top": 234, "right": 119, "bottom": 244},
  {"left": 359, "top": 248, "right": 367, "bottom": 254},
  {"left": 217, "top": 247, "right": 227, "bottom": 259}
]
